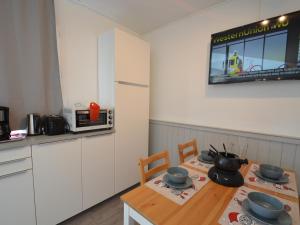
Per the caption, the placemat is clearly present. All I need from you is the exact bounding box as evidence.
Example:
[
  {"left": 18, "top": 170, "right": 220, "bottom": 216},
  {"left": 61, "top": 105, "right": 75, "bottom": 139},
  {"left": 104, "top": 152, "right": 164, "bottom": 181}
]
[
  {"left": 183, "top": 156, "right": 214, "bottom": 172},
  {"left": 218, "top": 186, "right": 300, "bottom": 225},
  {"left": 244, "top": 164, "right": 298, "bottom": 198},
  {"left": 145, "top": 166, "right": 209, "bottom": 205}
]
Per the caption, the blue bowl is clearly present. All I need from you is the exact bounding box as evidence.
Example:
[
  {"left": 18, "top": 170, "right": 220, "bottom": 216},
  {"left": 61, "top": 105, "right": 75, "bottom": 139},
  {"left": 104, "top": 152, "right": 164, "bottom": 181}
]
[
  {"left": 201, "top": 150, "right": 214, "bottom": 162},
  {"left": 167, "top": 167, "right": 188, "bottom": 184},
  {"left": 260, "top": 164, "right": 284, "bottom": 180},
  {"left": 248, "top": 192, "right": 283, "bottom": 219}
]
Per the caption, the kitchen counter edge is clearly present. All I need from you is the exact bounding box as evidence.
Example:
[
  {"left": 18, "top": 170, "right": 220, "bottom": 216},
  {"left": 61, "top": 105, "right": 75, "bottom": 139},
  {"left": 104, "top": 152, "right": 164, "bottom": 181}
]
[{"left": 0, "top": 129, "right": 115, "bottom": 151}]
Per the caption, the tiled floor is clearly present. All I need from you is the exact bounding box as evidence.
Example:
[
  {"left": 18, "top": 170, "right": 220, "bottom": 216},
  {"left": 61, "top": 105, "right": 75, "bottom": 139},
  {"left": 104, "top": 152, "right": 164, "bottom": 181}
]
[{"left": 59, "top": 193, "right": 124, "bottom": 225}]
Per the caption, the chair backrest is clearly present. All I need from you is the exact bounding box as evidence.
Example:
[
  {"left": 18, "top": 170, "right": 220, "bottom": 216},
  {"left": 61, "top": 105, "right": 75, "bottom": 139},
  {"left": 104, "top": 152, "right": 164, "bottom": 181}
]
[
  {"left": 139, "top": 150, "right": 170, "bottom": 185},
  {"left": 178, "top": 139, "right": 199, "bottom": 164}
]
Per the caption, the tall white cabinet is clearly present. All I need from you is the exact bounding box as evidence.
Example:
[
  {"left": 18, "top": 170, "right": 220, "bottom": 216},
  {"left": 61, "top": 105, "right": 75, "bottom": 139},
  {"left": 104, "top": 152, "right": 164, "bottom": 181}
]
[
  {"left": 114, "top": 83, "right": 149, "bottom": 192},
  {"left": 99, "top": 29, "right": 150, "bottom": 193}
]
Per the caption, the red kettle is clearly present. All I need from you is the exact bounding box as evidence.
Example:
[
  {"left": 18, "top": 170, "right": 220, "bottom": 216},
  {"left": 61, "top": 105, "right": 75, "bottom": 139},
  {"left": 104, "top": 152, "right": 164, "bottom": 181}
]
[{"left": 89, "top": 102, "right": 100, "bottom": 121}]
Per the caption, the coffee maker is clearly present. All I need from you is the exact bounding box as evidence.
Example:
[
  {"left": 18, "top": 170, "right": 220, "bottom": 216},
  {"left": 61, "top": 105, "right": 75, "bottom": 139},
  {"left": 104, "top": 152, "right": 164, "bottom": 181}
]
[{"left": 0, "top": 106, "right": 11, "bottom": 141}]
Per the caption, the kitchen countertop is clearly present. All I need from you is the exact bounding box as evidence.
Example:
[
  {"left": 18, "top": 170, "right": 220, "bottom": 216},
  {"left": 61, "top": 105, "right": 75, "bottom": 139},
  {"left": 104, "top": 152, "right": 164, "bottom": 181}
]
[{"left": 0, "top": 129, "right": 115, "bottom": 151}]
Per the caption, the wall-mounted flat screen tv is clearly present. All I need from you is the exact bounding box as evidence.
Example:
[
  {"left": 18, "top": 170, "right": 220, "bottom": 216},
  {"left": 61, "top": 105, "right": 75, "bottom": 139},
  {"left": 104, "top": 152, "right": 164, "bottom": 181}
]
[{"left": 209, "top": 10, "right": 300, "bottom": 84}]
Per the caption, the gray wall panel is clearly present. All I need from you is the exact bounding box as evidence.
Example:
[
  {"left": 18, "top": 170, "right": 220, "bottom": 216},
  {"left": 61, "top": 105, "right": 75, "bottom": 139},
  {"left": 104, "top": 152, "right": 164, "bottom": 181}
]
[{"left": 149, "top": 120, "right": 300, "bottom": 193}]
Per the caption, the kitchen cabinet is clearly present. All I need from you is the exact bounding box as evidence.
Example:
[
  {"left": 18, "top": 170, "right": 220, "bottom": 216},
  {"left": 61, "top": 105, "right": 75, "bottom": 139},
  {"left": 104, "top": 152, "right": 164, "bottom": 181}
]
[
  {"left": 99, "top": 29, "right": 150, "bottom": 193},
  {"left": 82, "top": 133, "right": 115, "bottom": 210},
  {"left": 114, "top": 29, "right": 150, "bottom": 85},
  {"left": 32, "top": 139, "right": 82, "bottom": 225},
  {"left": 114, "top": 83, "right": 149, "bottom": 193},
  {"left": 0, "top": 146, "right": 36, "bottom": 225}
]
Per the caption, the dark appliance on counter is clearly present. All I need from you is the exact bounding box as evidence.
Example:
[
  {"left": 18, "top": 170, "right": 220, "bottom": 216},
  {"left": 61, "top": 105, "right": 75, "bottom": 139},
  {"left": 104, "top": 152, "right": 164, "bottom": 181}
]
[
  {"left": 27, "top": 113, "right": 42, "bottom": 136},
  {"left": 42, "top": 115, "right": 69, "bottom": 136},
  {"left": 0, "top": 106, "right": 10, "bottom": 141},
  {"left": 208, "top": 144, "right": 248, "bottom": 187}
]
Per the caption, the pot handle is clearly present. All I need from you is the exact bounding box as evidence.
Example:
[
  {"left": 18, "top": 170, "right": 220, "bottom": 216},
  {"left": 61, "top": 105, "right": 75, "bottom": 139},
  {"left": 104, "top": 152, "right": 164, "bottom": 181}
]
[
  {"left": 208, "top": 149, "right": 216, "bottom": 158},
  {"left": 240, "top": 159, "right": 248, "bottom": 165}
]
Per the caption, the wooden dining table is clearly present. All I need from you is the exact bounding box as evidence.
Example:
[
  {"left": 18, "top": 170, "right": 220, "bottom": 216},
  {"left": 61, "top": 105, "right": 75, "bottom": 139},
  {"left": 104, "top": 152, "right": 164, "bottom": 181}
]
[{"left": 121, "top": 161, "right": 299, "bottom": 225}]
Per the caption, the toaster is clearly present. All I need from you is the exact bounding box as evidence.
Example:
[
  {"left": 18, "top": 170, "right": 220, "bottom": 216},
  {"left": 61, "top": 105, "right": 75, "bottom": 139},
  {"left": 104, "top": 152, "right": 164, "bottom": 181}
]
[{"left": 43, "top": 115, "right": 69, "bottom": 135}]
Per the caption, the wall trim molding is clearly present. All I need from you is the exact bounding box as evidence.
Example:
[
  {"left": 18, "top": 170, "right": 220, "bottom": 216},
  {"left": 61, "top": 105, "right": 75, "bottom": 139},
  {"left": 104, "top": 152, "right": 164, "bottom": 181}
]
[
  {"left": 149, "top": 119, "right": 300, "bottom": 145},
  {"left": 149, "top": 119, "right": 300, "bottom": 192}
]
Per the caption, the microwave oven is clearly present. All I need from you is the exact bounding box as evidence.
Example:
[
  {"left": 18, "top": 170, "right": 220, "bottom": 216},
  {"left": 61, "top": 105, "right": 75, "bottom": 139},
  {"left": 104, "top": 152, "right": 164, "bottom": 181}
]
[{"left": 63, "top": 107, "right": 113, "bottom": 133}]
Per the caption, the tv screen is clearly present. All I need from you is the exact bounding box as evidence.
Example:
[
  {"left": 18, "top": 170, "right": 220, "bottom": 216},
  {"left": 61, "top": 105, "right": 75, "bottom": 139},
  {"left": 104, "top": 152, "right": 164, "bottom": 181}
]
[{"left": 209, "top": 10, "right": 300, "bottom": 84}]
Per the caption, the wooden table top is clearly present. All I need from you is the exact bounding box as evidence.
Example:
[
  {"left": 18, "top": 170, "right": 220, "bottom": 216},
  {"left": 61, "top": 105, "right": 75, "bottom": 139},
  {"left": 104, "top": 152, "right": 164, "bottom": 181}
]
[{"left": 121, "top": 162, "right": 299, "bottom": 225}]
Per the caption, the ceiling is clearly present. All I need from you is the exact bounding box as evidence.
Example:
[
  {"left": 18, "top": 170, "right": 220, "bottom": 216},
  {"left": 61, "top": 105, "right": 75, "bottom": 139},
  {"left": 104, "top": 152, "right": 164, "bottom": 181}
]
[{"left": 73, "top": 0, "right": 225, "bottom": 34}]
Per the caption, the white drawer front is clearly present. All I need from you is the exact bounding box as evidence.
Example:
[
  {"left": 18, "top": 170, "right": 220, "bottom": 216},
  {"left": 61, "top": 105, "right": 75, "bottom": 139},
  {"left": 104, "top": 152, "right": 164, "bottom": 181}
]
[
  {"left": 0, "top": 168, "right": 36, "bottom": 225},
  {"left": 0, "top": 157, "right": 32, "bottom": 177},
  {"left": 0, "top": 146, "right": 31, "bottom": 164}
]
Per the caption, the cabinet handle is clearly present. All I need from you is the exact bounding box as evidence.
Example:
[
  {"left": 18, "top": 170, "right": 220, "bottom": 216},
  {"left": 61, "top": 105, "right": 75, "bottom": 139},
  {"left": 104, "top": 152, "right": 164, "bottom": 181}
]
[
  {"left": 0, "top": 169, "right": 30, "bottom": 180},
  {"left": 84, "top": 133, "right": 113, "bottom": 138},
  {"left": 0, "top": 157, "right": 29, "bottom": 166},
  {"left": 116, "top": 81, "right": 149, "bottom": 88},
  {"left": 37, "top": 138, "right": 79, "bottom": 145}
]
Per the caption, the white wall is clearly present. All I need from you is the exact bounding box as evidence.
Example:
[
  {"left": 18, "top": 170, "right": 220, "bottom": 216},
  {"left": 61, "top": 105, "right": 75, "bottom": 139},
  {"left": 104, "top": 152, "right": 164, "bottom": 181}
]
[
  {"left": 144, "top": 0, "right": 300, "bottom": 138},
  {"left": 54, "top": 0, "right": 136, "bottom": 108}
]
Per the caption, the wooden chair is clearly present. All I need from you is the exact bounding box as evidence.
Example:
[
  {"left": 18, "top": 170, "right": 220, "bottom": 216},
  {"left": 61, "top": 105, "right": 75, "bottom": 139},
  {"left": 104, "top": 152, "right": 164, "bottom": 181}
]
[
  {"left": 178, "top": 139, "right": 199, "bottom": 164},
  {"left": 139, "top": 151, "right": 170, "bottom": 185}
]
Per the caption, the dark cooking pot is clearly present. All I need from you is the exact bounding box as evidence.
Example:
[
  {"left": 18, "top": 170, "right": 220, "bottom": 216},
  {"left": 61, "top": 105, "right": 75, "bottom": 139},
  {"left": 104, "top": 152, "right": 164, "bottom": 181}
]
[{"left": 212, "top": 152, "right": 248, "bottom": 172}]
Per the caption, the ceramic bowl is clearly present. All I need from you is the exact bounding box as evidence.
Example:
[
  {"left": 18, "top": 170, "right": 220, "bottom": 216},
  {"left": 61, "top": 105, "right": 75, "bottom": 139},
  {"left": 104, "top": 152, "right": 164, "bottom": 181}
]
[
  {"left": 167, "top": 167, "right": 188, "bottom": 184},
  {"left": 260, "top": 164, "right": 284, "bottom": 180},
  {"left": 248, "top": 192, "right": 284, "bottom": 219},
  {"left": 201, "top": 150, "right": 214, "bottom": 162}
]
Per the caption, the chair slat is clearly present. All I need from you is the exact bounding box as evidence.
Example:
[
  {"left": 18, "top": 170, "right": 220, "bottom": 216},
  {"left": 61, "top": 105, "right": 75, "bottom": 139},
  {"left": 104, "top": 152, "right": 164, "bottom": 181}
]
[
  {"left": 178, "top": 139, "right": 199, "bottom": 164},
  {"left": 139, "top": 150, "right": 170, "bottom": 185},
  {"left": 144, "top": 163, "right": 169, "bottom": 181}
]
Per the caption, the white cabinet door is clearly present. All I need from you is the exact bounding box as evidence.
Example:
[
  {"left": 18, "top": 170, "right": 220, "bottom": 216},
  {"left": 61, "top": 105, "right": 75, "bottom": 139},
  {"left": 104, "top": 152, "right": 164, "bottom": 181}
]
[
  {"left": 82, "top": 134, "right": 115, "bottom": 210},
  {"left": 115, "top": 83, "right": 149, "bottom": 193},
  {"left": 32, "top": 139, "right": 82, "bottom": 225},
  {"left": 115, "top": 29, "right": 150, "bottom": 85},
  {"left": 0, "top": 169, "right": 36, "bottom": 225}
]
